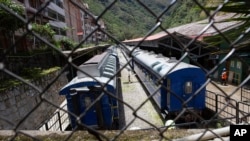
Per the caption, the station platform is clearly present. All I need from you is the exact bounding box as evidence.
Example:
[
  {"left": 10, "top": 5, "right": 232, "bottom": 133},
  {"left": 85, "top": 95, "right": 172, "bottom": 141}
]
[
  {"left": 207, "top": 82, "right": 242, "bottom": 101},
  {"left": 117, "top": 48, "right": 164, "bottom": 130}
]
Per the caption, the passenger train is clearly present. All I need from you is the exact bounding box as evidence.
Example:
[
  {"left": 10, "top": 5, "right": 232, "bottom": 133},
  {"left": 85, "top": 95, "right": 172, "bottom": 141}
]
[
  {"left": 122, "top": 45, "right": 206, "bottom": 123},
  {"left": 59, "top": 46, "right": 119, "bottom": 130}
]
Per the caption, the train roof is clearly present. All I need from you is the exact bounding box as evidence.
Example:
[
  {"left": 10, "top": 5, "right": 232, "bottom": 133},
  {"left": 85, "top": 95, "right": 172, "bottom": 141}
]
[
  {"left": 59, "top": 77, "right": 115, "bottom": 95},
  {"left": 77, "top": 47, "right": 118, "bottom": 78},
  {"left": 133, "top": 50, "right": 199, "bottom": 77},
  {"left": 84, "top": 52, "right": 108, "bottom": 64},
  {"left": 60, "top": 46, "right": 118, "bottom": 95}
]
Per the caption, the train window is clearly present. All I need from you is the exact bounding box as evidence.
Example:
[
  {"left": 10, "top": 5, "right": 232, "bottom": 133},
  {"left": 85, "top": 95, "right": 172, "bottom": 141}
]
[
  {"left": 156, "top": 65, "right": 162, "bottom": 72},
  {"left": 84, "top": 97, "right": 92, "bottom": 107},
  {"left": 151, "top": 61, "right": 160, "bottom": 67},
  {"left": 70, "top": 89, "right": 77, "bottom": 96},
  {"left": 185, "top": 81, "right": 193, "bottom": 94}
]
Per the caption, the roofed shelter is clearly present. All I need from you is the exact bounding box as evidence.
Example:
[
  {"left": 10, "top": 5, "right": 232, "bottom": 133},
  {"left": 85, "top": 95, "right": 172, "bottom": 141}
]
[{"left": 123, "top": 13, "right": 243, "bottom": 71}]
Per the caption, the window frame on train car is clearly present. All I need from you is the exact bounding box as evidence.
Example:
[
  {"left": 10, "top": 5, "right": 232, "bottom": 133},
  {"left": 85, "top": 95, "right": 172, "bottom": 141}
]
[
  {"left": 151, "top": 61, "right": 160, "bottom": 68},
  {"left": 84, "top": 96, "right": 92, "bottom": 107},
  {"left": 184, "top": 81, "right": 193, "bottom": 94},
  {"left": 152, "top": 76, "right": 158, "bottom": 85}
]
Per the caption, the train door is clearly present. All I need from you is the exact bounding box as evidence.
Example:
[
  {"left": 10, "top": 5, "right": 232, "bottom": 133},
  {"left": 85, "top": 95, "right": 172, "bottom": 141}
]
[
  {"left": 183, "top": 81, "right": 195, "bottom": 107},
  {"left": 71, "top": 87, "right": 104, "bottom": 129},
  {"left": 80, "top": 91, "right": 98, "bottom": 126},
  {"left": 170, "top": 80, "right": 194, "bottom": 108},
  {"left": 168, "top": 79, "right": 194, "bottom": 111}
]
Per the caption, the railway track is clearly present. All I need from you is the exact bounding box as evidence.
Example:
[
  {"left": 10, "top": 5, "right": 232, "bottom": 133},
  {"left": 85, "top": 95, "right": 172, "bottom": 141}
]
[{"left": 117, "top": 48, "right": 164, "bottom": 130}]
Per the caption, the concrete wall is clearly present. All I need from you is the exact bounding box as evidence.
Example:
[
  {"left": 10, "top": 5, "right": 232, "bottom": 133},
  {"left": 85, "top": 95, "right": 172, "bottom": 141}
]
[{"left": 0, "top": 70, "right": 68, "bottom": 130}]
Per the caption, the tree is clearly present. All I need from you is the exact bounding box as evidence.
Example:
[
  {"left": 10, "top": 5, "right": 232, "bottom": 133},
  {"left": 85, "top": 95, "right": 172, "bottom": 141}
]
[
  {"left": 0, "top": 0, "right": 24, "bottom": 54},
  {"left": 206, "top": 0, "right": 250, "bottom": 46}
]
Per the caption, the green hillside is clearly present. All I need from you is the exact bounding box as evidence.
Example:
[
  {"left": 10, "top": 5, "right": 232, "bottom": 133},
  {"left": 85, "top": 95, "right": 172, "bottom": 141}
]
[{"left": 83, "top": 0, "right": 218, "bottom": 41}]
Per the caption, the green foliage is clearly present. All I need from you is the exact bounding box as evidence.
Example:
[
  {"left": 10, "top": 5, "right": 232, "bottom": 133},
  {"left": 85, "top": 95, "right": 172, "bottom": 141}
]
[
  {"left": 0, "top": 79, "right": 22, "bottom": 92},
  {"left": 32, "top": 23, "right": 56, "bottom": 39},
  {"left": 9, "top": 48, "right": 54, "bottom": 56},
  {"left": 21, "top": 67, "right": 60, "bottom": 78},
  {"left": 28, "top": 23, "right": 59, "bottom": 51},
  {"left": 0, "top": 67, "right": 61, "bottom": 92},
  {"left": 83, "top": 0, "right": 208, "bottom": 41},
  {"left": 205, "top": 0, "right": 250, "bottom": 48},
  {"left": 161, "top": 0, "right": 207, "bottom": 29},
  {"left": 208, "top": 0, "right": 250, "bottom": 14},
  {"left": 84, "top": 0, "right": 161, "bottom": 40},
  {"left": 0, "top": 0, "right": 24, "bottom": 31},
  {"left": 206, "top": 0, "right": 250, "bottom": 31},
  {"left": 59, "top": 38, "right": 76, "bottom": 50}
]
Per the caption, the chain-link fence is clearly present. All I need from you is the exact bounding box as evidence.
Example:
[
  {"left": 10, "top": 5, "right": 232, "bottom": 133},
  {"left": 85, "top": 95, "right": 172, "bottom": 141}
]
[{"left": 1, "top": 0, "right": 250, "bottom": 140}]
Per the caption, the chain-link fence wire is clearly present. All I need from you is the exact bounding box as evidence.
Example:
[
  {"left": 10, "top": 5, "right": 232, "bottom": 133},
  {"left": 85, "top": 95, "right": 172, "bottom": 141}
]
[{"left": 1, "top": 0, "right": 250, "bottom": 140}]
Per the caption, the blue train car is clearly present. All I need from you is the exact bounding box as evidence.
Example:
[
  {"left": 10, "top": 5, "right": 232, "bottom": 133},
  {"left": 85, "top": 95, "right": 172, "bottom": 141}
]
[
  {"left": 59, "top": 46, "right": 119, "bottom": 130},
  {"left": 123, "top": 46, "right": 206, "bottom": 122}
]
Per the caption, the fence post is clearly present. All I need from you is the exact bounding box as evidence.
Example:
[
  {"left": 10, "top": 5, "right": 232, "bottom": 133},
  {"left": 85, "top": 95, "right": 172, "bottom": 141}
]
[
  {"left": 45, "top": 122, "right": 49, "bottom": 131},
  {"left": 58, "top": 112, "right": 62, "bottom": 131},
  {"left": 215, "top": 94, "right": 218, "bottom": 113},
  {"left": 236, "top": 102, "right": 239, "bottom": 124},
  {"left": 241, "top": 87, "right": 242, "bottom": 101}
]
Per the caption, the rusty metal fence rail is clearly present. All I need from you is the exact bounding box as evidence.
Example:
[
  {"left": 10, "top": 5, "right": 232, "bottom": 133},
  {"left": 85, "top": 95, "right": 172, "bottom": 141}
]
[
  {"left": 205, "top": 91, "right": 217, "bottom": 113},
  {"left": 0, "top": 0, "right": 250, "bottom": 140},
  {"left": 238, "top": 101, "right": 250, "bottom": 124},
  {"left": 40, "top": 91, "right": 250, "bottom": 133},
  {"left": 241, "top": 86, "right": 250, "bottom": 102},
  {"left": 206, "top": 91, "right": 250, "bottom": 125},
  {"left": 38, "top": 103, "right": 68, "bottom": 131}
]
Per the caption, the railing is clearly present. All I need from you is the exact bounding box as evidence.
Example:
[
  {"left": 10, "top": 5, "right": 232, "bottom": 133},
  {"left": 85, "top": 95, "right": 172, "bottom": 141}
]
[
  {"left": 38, "top": 104, "right": 69, "bottom": 131},
  {"left": 1, "top": 0, "right": 250, "bottom": 140},
  {"left": 206, "top": 90, "right": 250, "bottom": 124},
  {"left": 37, "top": 89, "right": 250, "bottom": 132},
  {"left": 241, "top": 86, "right": 250, "bottom": 102}
]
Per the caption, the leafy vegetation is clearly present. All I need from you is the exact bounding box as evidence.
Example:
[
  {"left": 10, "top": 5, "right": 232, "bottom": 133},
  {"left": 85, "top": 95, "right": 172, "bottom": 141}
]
[
  {"left": 32, "top": 23, "right": 56, "bottom": 39},
  {"left": 21, "top": 67, "right": 60, "bottom": 78},
  {"left": 0, "top": 67, "right": 61, "bottom": 92},
  {"left": 83, "top": 0, "right": 209, "bottom": 41},
  {"left": 204, "top": 0, "right": 250, "bottom": 49},
  {"left": 161, "top": 0, "right": 207, "bottom": 29},
  {"left": 0, "top": 0, "right": 25, "bottom": 53},
  {"left": 59, "top": 37, "right": 77, "bottom": 50},
  {"left": 0, "top": 0, "right": 24, "bottom": 31}
]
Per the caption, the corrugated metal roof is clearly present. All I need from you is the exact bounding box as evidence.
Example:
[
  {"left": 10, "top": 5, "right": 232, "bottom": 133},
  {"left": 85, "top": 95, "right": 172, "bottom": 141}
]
[
  {"left": 84, "top": 52, "right": 108, "bottom": 64},
  {"left": 167, "top": 13, "right": 241, "bottom": 36},
  {"left": 123, "top": 13, "right": 242, "bottom": 43}
]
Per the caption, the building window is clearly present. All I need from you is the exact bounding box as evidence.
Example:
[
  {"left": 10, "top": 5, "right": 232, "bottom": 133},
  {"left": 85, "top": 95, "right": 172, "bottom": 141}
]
[
  {"left": 61, "top": 29, "right": 66, "bottom": 36},
  {"left": 52, "top": 26, "right": 60, "bottom": 35},
  {"left": 80, "top": 11, "right": 84, "bottom": 20},
  {"left": 58, "top": 14, "right": 65, "bottom": 22},
  {"left": 84, "top": 13, "right": 89, "bottom": 19},
  {"left": 237, "top": 61, "right": 241, "bottom": 69},
  {"left": 230, "top": 60, "right": 234, "bottom": 67},
  {"left": 48, "top": 9, "right": 57, "bottom": 19},
  {"left": 29, "top": 0, "right": 41, "bottom": 9},
  {"left": 52, "top": 26, "right": 66, "bottom": 36},
  {"left": 48, "top": 9, "right": 65, "bottom": 22},
  {"left": 52, "top": 0, "right": 63, "bottom": 8}
]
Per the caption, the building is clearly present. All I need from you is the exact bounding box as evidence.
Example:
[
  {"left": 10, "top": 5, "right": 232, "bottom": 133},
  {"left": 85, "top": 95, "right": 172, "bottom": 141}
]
[
  {"left": 64, "top": 0, "right": 107, "bottom": 44},
  {"left": 46, "top": 0, "right": 67, "bottom": 41},
  {"left": 123, "top": 13, "right": 249, "bottom": 85},
  {"left": 0, "top": 0, "right": 107, "bottom": 53},
  {"left": 4, "top": 0, "right": 68, "bottom": 52},
  {"left": 64, "top": 0, "right": 81, "bottom": 42}
]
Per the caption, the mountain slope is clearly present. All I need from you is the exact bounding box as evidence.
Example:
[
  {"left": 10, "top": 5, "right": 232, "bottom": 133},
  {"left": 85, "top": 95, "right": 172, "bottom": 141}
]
[{"left": 83, "top": 0, "right": 211, "bottom": 41}]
